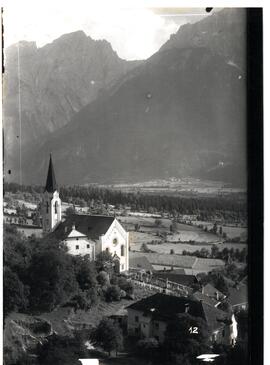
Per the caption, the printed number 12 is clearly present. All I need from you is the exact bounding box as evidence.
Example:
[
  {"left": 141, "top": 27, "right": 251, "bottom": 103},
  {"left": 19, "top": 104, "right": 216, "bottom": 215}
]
[{"left": 189, "top": 327, "right": 198, "bottom": 334}]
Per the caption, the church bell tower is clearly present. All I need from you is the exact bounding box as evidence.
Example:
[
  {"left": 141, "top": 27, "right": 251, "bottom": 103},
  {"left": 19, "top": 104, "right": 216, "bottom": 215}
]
[{"left": 42, "top": 154, "right": 62, "bottom": 233}]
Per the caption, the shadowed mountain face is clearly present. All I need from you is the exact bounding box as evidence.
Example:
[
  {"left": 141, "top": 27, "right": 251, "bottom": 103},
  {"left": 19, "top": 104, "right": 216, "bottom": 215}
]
[
  {"left": 3, "top": 31, "right": 141, "bottom": 178},
  {"left": 5, "top": 9, "right": 247, "bottom": 187}
]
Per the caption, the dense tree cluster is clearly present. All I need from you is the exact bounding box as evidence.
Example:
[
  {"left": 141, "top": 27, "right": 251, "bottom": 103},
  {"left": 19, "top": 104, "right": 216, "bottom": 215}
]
[
  {"left": 4, "top": 182, "right": 247, "bottom": 221},
  {"left": 182, "top": 246, "right": 247, "bottom": 263},
  {"left": 3, "top": 224, "right": 133, "bottom": 318},
  {"left": 90, "top": 318, "right": 123, "bottom": 355}
]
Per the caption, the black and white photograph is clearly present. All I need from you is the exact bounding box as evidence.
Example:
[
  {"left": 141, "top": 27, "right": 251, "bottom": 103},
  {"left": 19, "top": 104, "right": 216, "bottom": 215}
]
[{"left": 1, "top": 3, "right": 263, "bottom": 365}]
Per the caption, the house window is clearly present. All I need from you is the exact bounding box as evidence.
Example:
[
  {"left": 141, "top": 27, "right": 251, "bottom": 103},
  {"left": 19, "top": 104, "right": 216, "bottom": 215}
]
[
  {"left": 76, "top": 245, "right": 79, "bottom": 250},
  {"left": 222, "top": 329, "right": 225, "bottom": 337},
  {"left": 121, "top": 245, "right": 124, "bottom": 256},
  {"left": 121, "top": 264, "right": 124, "bottom": 270},
  {"left": 135, "top": 316, "right": 139, "bottom": 323},
  {"left": 87, "top": 244, "right": 90, "bottom": 249},
  {"left": 106, "top": 248, "right": 109, "bottom": 253}
]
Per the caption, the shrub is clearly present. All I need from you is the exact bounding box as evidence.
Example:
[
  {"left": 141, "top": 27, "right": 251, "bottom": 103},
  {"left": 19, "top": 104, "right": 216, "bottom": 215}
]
[{"left": 105, "top": 285, "right": 121, "bottom": 302}]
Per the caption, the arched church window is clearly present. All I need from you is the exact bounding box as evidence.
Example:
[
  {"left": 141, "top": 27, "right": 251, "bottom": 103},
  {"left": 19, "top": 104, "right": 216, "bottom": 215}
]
[
  {"left": 55, "top": 201, "right": 58, "bottom": 214},
  {"left": 121, "top": 245, "right": 124, "bottom": 256}
]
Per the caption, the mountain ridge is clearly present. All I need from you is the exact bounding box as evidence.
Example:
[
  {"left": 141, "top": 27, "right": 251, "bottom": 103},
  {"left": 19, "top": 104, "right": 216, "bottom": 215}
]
[{"left": 4, "top": 9, "right": 247, "bottom": 187}]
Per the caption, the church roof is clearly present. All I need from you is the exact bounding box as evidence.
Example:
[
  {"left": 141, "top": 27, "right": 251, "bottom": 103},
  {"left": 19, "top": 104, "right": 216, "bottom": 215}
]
[
  {"left": 44, "top": 154, "right": 57, "bottom": 193},
  {"left": 49, "top": 214, "right": 115, "bottom": 241}
]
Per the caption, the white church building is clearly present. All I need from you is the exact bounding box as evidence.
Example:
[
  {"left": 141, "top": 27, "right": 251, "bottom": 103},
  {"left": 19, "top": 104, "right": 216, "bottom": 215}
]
[{"left": 41, "top": 155, "right": 129, "bottom": 272}]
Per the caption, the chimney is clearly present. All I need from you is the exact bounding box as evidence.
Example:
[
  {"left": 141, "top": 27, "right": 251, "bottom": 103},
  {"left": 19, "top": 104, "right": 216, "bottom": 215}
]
[
  {"left": 72, "top": 223, "right": 76, "bottom": 230},
  {"left": 185, "top": 303, "right": 190, "bottom": 313}
]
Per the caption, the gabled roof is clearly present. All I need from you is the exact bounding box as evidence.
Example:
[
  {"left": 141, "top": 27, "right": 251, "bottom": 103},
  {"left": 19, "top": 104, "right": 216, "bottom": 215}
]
[
  {"left": 129, "top": 252, "right": 197, "bottom": 268},
  {"left": 67, "top": 229, "right": 87, "bottom": 238},
  {"left": 129, "top": 252, "right": 225, "bottom": 271},
  {"left": 193, "top": 291, "right": 219, "bottom": 307},
  {"left": 127, "top": 293, "right": 204, "bottom": 321},
  {"left": 202, "top": 283, "right": 226, "bottom": 299},
  {"left": 152, "top": 272, "right": 198, "bottom": 287},
  {"left": 44, "top": 155, "right": 58, "bottom": 193},
  {"left": 201, "top": 302, "right": 228, "bottom": 332},
  {"left": 48, "top": 214, "right": 115, "bottom": 241},
  {"left": 127, "top": 293, "right": 227, "bottom": 331},
  {"left": 228, "top": 283, "right": 248, "bottom": 306},
  {"left": 192, "top": 258, "right": 225, "bottom": 270},
  {"left": 129, "top": 256, "right": 153, "bottom": 272}
]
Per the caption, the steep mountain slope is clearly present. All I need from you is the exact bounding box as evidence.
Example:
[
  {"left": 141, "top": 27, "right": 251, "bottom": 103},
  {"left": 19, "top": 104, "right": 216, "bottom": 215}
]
[
  {"left": 160, "top": 8, "right": 246, "bottom": 70},
  {"left": 7, "top": 9, "right": 247, "bottom": 186},
  {"left": 3, "top": 31, "right": 140, "bottom": 177}
]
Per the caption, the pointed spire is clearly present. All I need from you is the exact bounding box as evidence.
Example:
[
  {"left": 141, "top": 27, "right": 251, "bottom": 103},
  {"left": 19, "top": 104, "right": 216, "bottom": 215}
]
[{"left": 44, "top": 154, "right": 57, "bottom": 193}]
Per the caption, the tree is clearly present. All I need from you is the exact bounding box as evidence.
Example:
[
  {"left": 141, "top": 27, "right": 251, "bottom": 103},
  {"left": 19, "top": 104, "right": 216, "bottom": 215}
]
[
  {"left": 212, "top": 222, "right": 218, "bottom": 234},
  {"left": 28, "top": 249, "right": 78, "bottom": 311},
  {"left": 91, "top": 318, "right": 123, "bottom": 355},
  {"left": 3, "top": 224, "right": 34, "bottom": 282},
  {"left": 3, "top": 266, "right": 29, "bottom": 318},
  {"left": 74, "top": 256, "right": 97, "bottom": 291},
  {"left": 235, "top": 309, "right": 248, "bottom": 340},
  {"left": 141, "top": 243, "right": 150, "bottom": 253},
  {"left": 65, "top": 206, "right": 76, "bottom": 217},
  {"left": 97, "top": 271, "right": 110, "bottom": 286},
  {"left": 117, "top": 277, "right": 134, "bottom": 295},
  {"left": 170, "top": 222, "right": 177, "bottom": 233},
  {"left": 105, "top": 285, "right": 121, "bottom": 302},
  {"left": 36, "top": 333, "right": 88, "bottom": 365},
  {"left": 137, "top": 337, "right": 159, "bottom": 359},
  {"left": 211, "top": 245, "right": 219, "bottom": 258},
  {"left": 163, "top": 313, "right": 210, "bottom": 358},
  {"left": 95, "top": 251, "right": 113, "bottom": 271}
]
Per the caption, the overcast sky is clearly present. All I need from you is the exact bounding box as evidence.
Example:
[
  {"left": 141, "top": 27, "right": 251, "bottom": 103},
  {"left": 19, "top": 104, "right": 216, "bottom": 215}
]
[{"left": 2, "top": 1, "right": 212, "bottom": 60}]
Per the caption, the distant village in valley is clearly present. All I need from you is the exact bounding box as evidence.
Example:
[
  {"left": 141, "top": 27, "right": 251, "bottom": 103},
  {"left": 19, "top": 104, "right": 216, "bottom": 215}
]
[{"left": 3, "top": 156, "right": 248, "bottom": 365}]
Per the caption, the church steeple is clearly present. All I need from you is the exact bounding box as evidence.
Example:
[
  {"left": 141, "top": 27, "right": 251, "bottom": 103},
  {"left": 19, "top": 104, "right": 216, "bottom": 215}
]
[
  {"left": 45, "top": 154, "right": 57, "bottom": 193},
  {"left": 42, "top": 154, "right": 61, "bottom": 233}
]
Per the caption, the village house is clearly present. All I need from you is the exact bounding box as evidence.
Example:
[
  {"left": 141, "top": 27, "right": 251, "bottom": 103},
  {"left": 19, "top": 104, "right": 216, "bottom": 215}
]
[
  {"left": 41, "top": 155, "right": 129, "bottom": 272},
  {"left": 127, "top": 293, "right": 238, "bottom": 346},
  {"left": 228, "top": 283, "right": 248, "bottom": 312}
]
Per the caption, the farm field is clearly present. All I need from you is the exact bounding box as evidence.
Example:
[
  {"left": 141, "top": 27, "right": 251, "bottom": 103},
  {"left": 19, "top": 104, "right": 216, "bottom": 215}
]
[
  {"left": 193, "top": 221, "right": 247, "bottom": 240},
  {"left": 146, "top": 241, "right": 248, "bottom": 255},
  {"left": 102, "top": 177, "right": 246, "bottom": 196},
  {"left": 121, "top": 215, "right": 247, "bottom": 254}
]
